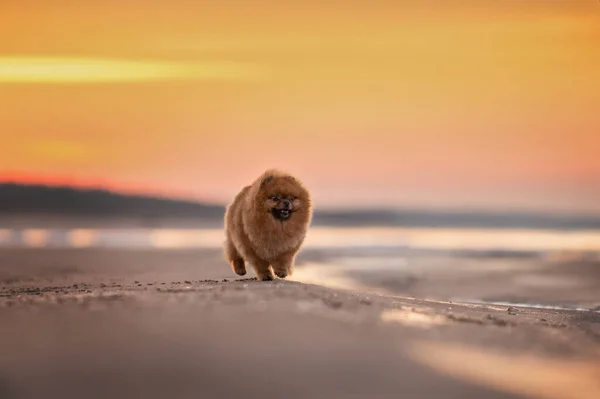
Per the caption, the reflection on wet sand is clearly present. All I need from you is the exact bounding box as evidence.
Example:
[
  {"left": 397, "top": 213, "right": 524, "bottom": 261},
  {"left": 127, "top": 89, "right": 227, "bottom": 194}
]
[
  {"left": 69, "top": 229, "right": 95, "bottom": 248},
  {"left": 149, "top": 229, "right": 223, "bottom": 249},
  {"left": 0, "top": 229, "right": 10, "bottom": 244},
  {"left": 408, "top": 341, "right": 600, "bottom": 399},
  {"left": 381, "top": 309, "right": 448, "bottom": 328},
  {"left": 22, "top": 229, "right": 48, "bottom": 247},
  {"left": 1, "top": 227, "right": 600, "bottom": 252},
  {"left": 1, "top": 226, "right": 599, "bottom": 311},
  {"left": 289, "top": 262, "right": 368, "bottom": 292}
]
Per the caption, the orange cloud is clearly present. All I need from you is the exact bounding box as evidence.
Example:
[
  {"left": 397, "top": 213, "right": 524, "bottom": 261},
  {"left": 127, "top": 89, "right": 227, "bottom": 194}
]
[{"left": 0, "top": 57, "right": 264, "bottom": 83}]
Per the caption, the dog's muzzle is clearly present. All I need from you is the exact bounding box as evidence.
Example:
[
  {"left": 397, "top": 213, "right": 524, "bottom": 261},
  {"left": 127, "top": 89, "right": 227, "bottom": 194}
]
[{"left": 272, "top": 208, "right": 292, "bottom": 221}]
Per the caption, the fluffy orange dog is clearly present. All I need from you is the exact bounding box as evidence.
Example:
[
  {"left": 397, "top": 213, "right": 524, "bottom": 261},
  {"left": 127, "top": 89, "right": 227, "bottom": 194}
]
[{"left": 224, "top": 169, "right": 312, "bottom": 281}]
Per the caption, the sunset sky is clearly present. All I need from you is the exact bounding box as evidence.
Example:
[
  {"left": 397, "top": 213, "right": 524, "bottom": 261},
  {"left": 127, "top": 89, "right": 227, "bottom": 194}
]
[{"left": 1, "top": 0, "right": 599, "bottom": 214}]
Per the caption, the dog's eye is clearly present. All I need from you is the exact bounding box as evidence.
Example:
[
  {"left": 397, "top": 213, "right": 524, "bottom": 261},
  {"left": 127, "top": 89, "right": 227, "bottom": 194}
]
[{"left": 270, "top": 196, "right": 280, "bottom": 202}]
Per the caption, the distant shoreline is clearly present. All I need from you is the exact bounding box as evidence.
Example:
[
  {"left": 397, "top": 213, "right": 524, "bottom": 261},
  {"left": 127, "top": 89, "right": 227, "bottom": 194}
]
[
  {"left": 1, "top": 183, "right": 600, "bottom": 230},
  {"left": 2, "top": 212, "right": 600, "bottom": 231}
]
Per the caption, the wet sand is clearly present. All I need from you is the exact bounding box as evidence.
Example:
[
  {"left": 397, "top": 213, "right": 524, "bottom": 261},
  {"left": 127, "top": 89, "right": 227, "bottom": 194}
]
[
  {"left": 293, "top": 249, "right": 600, "bottom": 311},
  {"left": 1, "top": 248, "right": 599, "bottom": 399}
]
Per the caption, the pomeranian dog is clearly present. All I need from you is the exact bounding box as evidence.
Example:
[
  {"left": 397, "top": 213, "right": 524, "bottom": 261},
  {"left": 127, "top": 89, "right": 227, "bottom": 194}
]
[{"left": 224, "top": 169, "right": 312, "bottom": 281}]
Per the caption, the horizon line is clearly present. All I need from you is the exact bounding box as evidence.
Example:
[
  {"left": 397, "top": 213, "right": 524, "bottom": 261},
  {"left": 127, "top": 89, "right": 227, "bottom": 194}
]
[{"left": 2, "top": 178, "right": 599, "bottom": 220}]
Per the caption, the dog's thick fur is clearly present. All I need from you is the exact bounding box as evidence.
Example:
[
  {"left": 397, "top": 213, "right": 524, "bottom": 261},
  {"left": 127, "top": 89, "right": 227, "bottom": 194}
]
[{"left": 224, "top": 169, "right": 312, "bottom": 281}]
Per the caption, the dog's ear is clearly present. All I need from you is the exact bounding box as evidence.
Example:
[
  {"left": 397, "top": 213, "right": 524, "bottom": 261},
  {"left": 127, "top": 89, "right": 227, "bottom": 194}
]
[{"left": 260, "top": 174, "right": 273, "bottom": 188}]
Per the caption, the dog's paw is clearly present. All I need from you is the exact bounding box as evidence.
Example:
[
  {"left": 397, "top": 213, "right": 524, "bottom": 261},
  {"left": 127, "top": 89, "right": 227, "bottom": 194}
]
[
  {"left": 258, "top": 273, "right": 274, "bottom": 281},
  {"left": 232, "top": 259, "right": 247, "bottom": 276},
  {"left": 274, "top": 270, "right": 288, "bottom": 279}
]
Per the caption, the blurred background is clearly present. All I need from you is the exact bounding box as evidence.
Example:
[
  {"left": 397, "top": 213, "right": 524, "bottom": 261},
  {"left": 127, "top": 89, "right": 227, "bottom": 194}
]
[{"left": 1, "top": 0, "right": 599, "bottom": 309}]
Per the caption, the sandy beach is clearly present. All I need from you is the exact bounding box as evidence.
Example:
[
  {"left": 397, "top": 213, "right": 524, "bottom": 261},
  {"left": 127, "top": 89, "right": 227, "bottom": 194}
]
[
  {"left": 1, "top": 247, "right": 599, "bottom": 399},
  {"left": 4, "top": 1, "right": 600, "bottom": 397}
]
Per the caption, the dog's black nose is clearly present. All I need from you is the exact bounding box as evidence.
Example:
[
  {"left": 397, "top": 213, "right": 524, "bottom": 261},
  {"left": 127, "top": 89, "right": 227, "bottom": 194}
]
[{"left": 282, "top": 199, "right": 291, "bottom": 209}]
